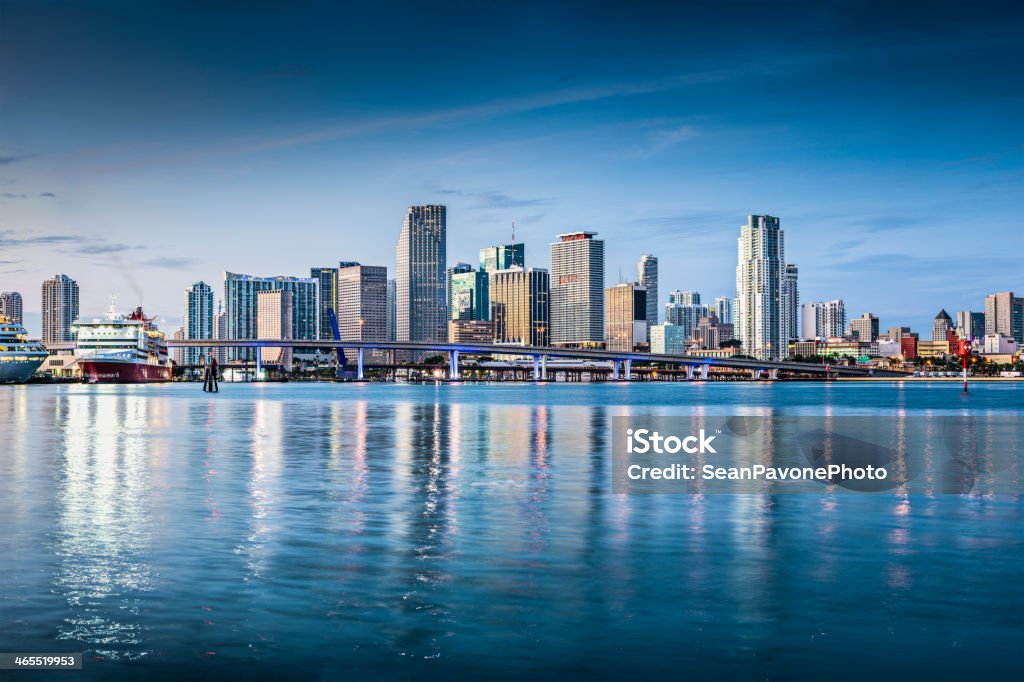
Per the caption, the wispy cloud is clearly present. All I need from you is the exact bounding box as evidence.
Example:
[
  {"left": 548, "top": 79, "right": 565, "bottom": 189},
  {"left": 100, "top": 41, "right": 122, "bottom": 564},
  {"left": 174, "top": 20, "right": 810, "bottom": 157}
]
[
  {"left": 433, "top": 187, "right": 551, "bottom": 210},
  {"left": 0, "top": 154, "right": 34, "bottom": 166},
  {"left": 0, "top": 191, "right": 58, "bottom": 199},
  {"left": 0, "top": 230, "right": 82, "bottom": 248},
  {"left": 78, "top": 243, "right": 139, "bottom": 255},
  {"left": 140, "top": 256, "right": 201, "bottom": 269},
  {"left": 642, "top": 124, "right": 700, "bottom": 155}
]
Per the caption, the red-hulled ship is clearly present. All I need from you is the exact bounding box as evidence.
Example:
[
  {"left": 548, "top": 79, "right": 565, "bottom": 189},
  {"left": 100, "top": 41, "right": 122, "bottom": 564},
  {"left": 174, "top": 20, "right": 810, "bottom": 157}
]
[{"left": 74, "top": 301, "right": 171, "bottom": 383}]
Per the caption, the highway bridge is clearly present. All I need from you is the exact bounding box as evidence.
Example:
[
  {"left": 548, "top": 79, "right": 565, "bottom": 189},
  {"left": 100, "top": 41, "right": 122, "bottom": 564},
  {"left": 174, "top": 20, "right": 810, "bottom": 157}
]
[{"left": 157, "top": 339, "right": 896, "bottom": 381}]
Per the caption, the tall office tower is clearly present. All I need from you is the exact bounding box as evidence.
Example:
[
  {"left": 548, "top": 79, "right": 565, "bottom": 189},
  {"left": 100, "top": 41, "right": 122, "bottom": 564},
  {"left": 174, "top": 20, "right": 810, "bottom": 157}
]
[
  {"left": 386, "top": 279, "right": 396, "bottom": 341},
  {"left": 337, "top": 265, "right": 388, "bottom": 357},
  {"left": 636, "top": 255, "right": 658, "bottom": 326},
  {"left": 212, "top": 301, "right": 227, "bottom": 365},
  {"left": 955, "top": 310, "right": 985, "bottom": 341},
  {"left": 664, "top": 292, "right": 709, "bottom": 342},
  {"left": 736, "top": 215, "right": 785, "bottom": 361},
  {"left": 0, "top": 291, "right": 23, "bottom": 324},
  {"left": 489, "top": 267, "right": 550, "bottom": 347},
  {"left": 605, "top": 282, "right": 647, "bottom": 352},
  {"left": 713, "top": 296, "right": 733, "bottom": 325},
  {"left": 479, "top": 243, "right": 525, "bottom": 272},
  {"left": 782, "top": 264, "right": 799, "bottom": 341},
  {"left": 257, "top": 289, "right": 294, "bottom": 372},
  {"left": 224, "top": 272, "right": 318, "bottom": 361},
  {"left": 41, "top": 274, "right": 79, "bottom": 344},
  {"left": 446, "top": 262, "right": 473, "bottom": 319},
  {"left": 550, "top": 231, "right": 605, "bottom": 347},
  {"left": 932, "top": 309, "right": 954, "bottom": 342},
  {"left": 801, "top": 300, "right": 846, "bottom": 340},
  {"left": 849, "top": 312, "right": 880, "bottom": 342},
  {"left": 984, "top": 291, "right": 1024, "bottom": 343},
  {"left": 183, "top": 281, "right": 214, "bottom": 365},
  {"left": 310, "top": 267, "right": 340, "bottom": 339},
  {"left": 450, "top": 268, "right": 490, "bottom": 321},
  {"left": 395, "top": 205, "right": 447, "bottom": 345},
  {"left": 171, "top": 328, "right": 186, "bottom": 366}
]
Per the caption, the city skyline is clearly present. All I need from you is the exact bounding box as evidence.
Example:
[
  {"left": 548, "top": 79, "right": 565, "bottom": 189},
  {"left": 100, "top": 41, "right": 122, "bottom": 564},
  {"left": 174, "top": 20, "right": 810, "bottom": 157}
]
[{"left": 1, "top": 1, "right": 1022, "bottom": 336}]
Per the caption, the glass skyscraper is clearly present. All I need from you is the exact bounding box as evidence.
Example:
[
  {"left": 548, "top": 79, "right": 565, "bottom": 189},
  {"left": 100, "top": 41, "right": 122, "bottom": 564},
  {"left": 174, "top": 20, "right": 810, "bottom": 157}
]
[
  {"left": 735, "top": 215, "right": 785, "bottom": 361},
  {"left": 224, "top": 271, "right": 318, "bottom": 361},
  {"left": 183, "top": 280, "right": 214, "bottom": 365},
  {"left": 636, "top": 255, "right": 658, "bottom": 326},
  {"left": 550, "top": 231, "right": 604, "bottom": 347},
  {"left": 41, "top": 274, "right": 79, "bottom": 344},
  {"left": 395, "top": 205, "right": 447, "bottom": 345}
]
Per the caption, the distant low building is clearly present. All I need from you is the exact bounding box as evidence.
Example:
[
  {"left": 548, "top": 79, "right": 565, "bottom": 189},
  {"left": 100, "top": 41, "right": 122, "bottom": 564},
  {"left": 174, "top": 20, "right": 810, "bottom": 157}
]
[
  {"left": 983, "top": 333, "right": 1018, "bottom": 355},
  {"left": 449, "top": 319, "right": 494, "bottom": 344},
  {"left": 650, "top": 323, "right": 690, "bottom": 355}
]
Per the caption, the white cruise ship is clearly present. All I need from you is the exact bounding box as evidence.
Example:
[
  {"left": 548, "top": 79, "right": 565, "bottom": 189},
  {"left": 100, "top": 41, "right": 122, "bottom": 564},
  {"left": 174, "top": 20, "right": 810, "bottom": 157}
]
[{"left": 0, "top": 317, "right": 48, "bottom": 383}]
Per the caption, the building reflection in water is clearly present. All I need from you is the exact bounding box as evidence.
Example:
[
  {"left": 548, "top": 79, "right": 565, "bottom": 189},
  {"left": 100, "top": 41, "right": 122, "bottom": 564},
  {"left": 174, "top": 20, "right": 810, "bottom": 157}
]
[{"left": 53, "top": 389, "right": 156, "bottom": 661}]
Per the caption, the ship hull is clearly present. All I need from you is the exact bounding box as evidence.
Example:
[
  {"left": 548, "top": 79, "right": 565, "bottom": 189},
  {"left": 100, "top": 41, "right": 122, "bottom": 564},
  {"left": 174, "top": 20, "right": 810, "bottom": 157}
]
[
  {"left": 79, "top": 359, "right": 171, "bottom": 383},
  {"left": 0, "top": 357, "right": 46, "bottom": 384}
]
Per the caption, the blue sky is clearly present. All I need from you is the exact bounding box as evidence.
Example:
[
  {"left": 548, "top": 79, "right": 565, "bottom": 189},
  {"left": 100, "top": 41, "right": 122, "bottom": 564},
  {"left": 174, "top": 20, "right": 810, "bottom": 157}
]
[{"left": 1, "top": 0, "right": 1021, "bottom": 336}]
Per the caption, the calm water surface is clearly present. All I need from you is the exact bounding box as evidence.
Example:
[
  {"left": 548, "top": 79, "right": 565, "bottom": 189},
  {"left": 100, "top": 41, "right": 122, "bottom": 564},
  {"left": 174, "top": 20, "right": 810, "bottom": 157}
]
[{"left": 1, "top": 382, "right": 1022, "bottom": 679}]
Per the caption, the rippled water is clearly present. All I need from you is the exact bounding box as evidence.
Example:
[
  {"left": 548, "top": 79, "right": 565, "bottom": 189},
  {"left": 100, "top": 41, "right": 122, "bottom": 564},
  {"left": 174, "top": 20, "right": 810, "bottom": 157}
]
[{"left": 1, "top": 382, "right": 1022, "bottom": 679}]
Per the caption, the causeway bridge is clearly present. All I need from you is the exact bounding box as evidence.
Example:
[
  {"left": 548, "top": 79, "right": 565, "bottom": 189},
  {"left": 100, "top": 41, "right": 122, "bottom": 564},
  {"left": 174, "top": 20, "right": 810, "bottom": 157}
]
[{"left": 161, "top": 339, "right": 895, "bottom": 381}]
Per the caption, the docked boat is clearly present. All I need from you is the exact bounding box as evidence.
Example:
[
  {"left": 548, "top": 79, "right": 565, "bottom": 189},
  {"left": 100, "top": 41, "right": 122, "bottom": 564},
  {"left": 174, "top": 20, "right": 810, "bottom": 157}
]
[
  {"left": 0, "top": 317, "right": 48, "bottom": 383},
  {"left": 74, "top": 302, "right": 171, "bottom": 383}
]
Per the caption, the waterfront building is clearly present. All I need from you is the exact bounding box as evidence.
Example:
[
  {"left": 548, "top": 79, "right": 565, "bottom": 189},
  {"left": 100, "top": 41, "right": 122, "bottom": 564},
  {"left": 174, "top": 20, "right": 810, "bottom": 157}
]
[
  {"left": 41, "top": 274, "right": 79, "bottom": 344},
  {"left": 694, "top": 315, "right": 734, "bottom": 350},
  {"left": 649, "top": 323, "right": 690, "bottom": 355},
  {"left": 224, "top": 272, "right": 318, "bottom": 361},
  {"left": 490, "top": 267, "right": 549, "bottom": 347},
  {"left": 212, "top": 302, "right": 227, "bottom": 365},
  {"left": 983, "top": 333, "right": 1018, "bottom": 355},
  {"left": 822, "top": 339, "right": 879, "bottom": 359},
  {"left": 735, "top": 215, "right": 785, "bottom": 361},
  {"left": 550, "top": 231, "right": 604, "bottom": 347},
  {"left": 783, "top": 264, "right": 799, "bottom": 341},
  {"left": 446, "top": 262, "right": 473, "bottom": 319},
  {"left": 713, "top": 296, "right": 733, "bottom": 325},
  {"left": 448, "top": 319, "right": 494, "bottom": 344},
  {"left": 636, "top": 255, "right": 659, "bottom": 326},
  {"left": 257, "top": 289, "right": 293, "bottom": 372},
  {"left": 932, "top": 309, "right": 954, "bottom": 342},
  {"left": 801, "top": 300, "right": 846, "bottom": 340},
  {"left": 183, "top": 281, "right": 214, "bottom": 365},
  {"left": 479, "top": 243, "right": 525, "bottom": 273},
  {"left": 917, "top": 340, "right": 952, "bottom": 359},
  {"left": 450, "top": 267, "right": 489, "bottom": 321},
  {"left": 337, "top": 265, "right": 388, "bottom": 362},
  {"left": 984, "top": 291, "right": 1024, "bottom": 344},
  {"left": 605, "top": 282, "right": 647, "bottom": 352},
  {"left": 171, "top": 327, "right": 186, "bottom": 366},
  {"left": 849, "top": 312, "right": 880, "bottom": 342},
  {"left": 386, "top": 279, "right": 396, "bottom": 341},
  {"left": 955, "top": 310, "right": 985, "bottom": 342},
  {"left": 310, "top": 267, "right": 341, "bottom": 339},
  {"left": 664, "top": 291, "right": 708, "bottom": 342},
  {"left": 672, "top": 290, "right": 701, "bottom": 305},
  {"left": 0, "top": 291, "right": 23, "bottom": 325},
  {"left": 396, "top": 205, "right": 447, "bottom": 345}
]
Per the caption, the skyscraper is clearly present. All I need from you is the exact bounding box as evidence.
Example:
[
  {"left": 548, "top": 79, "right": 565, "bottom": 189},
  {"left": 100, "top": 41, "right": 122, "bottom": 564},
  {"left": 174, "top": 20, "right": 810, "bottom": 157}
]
[
  {"left": 636, "top": 255, "right": 658, "bottom": 326},
  {"left": 782, "top": 263, "right": 799, "bottom": 341},
  {"left": 224, "top": 272, "right": 318, "bottom": 361},
  {"left": 446, "top": 262, "right": 473, "bottom": 319},
  {"left": 955, "top": 310, "right": 985, "bottom": 341},
  {"left": 713, "top": 296, "right": 733, "bottom": 325},
  {"left": 550, "top": 231, "right": 605, "bottom": 347},
  {"left": 310, "top": 266, "right": 340, "bottom": 339},
  {"left": 395, "top": 205, "right": 447, "bottom": 345},
  {"left": 257, "top": 289, "right": 293, "bottom": 372},
  {"left": 183, "top": 281, "right": 214, "bottom": 365},
  {"left": 490, "top": 267, "right": 549, "bottom": 347},
  {"left": 386, "top": 278, "right": 396, "bottom": 342},
  {"left": 984, "top": 291, "right": 1024, "bottom": 343},
  {"left": 801, "top": 300, "right": 846, "bottom": 340},
  {"left": 0, "top": 291, "right": 23, "bottom": 325},
  {"left": 479, "top": 243, "right": 525, "bottom": 273},
  {"left": 212, "top": 301, "right": 227, "bottom": 365},
  {"left": 605, "top": 282, "right": 647, "bottom": 352},
  {"left": 450, "top": 268, "right": 490, "bottom": 321},
  {"left": 41, "top": 274, "right": 79, "bottom": 344},
  {"left": 932, "top": 309, "right": 954, "bottom": 342},
  {"left": 337, "top": 265, "right": 388, "bottom": 358},
  {"left": 735, "top": 215, "right": 785, "bottom": 361},
  {"left": 664, "top": 291, "right": 708, "bottom": 342},
  {"left": 849, "top": 312, "right": 880, "bottom": 342}
]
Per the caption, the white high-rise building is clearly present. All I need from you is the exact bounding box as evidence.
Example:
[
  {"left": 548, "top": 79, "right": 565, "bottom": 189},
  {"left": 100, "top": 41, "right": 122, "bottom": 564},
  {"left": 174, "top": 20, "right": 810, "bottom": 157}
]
[
  {"left": 636, "top": 254, "right": 658, "bottom": 326},
  {"left": 183, "top": 281, "right": 214, "bottom": 365},
  {"left": 224, "top": 272, "right": 318, "bottom": 361},
  {"left": 782, "top": 264, "right": 799, "bottom": 341},
  {"left": 713, "top": 296, "right": 733, "bottom": 325},
  {"left": 0, "top": 291, "right": 23, "bottom": 325},
  {"left": 41, "top": 274, "right": 79, "bottom": 344},
  {"left": 395, "top": 205, "right": 447, "bottom": 345},
  {"left": 801, "top": 300, "right": 846, "bottom": 340},
  {"left": 550, "top": 231, "right": 605, "bottom": 347},
  {"left": 212, "top": 301, "right": 227, "bottom": 365},
  {"left": 665, "top": 291, "right": 708, "bottom": 342},
  {"left": 735, "top": 216, "right": 785, "bottom": 361},
  {"left": 257, "top": 289, "right": 294, "bottom": 372}
]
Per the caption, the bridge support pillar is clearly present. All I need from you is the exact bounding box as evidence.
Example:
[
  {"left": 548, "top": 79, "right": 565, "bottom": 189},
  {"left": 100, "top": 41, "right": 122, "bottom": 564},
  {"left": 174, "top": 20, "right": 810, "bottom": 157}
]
[
  {"left": 686, "top": 365, "right": 695, "bottom": 381},
  {"left": 752, "top": 369, "right": 762, "bottom": 380},
  {"left": 541, "top": 355, "right": 548, "bottom": 381},
  {"left": 533, "top": 355, "right": 541, "bottom": 381},
  {"left": 769, "top": 368, "right": 779, "bottom": 381},
  {"left": 449, "top": 350, "right": 460, "bottom": 381},
  {"left": 612, "top": 360, "right": 620, "bottom": 381},
  {"left": 700, "top": 364, "right": 710, "bottom": 381},
  {"left": 357, "top": 348, "right": 365, "bottom": 381},
  {"left": 624, "top": 359, "right": 633, "bottom": 381},
  {"left": 255, "top": 347, "right": 262, "bottom": 381}
]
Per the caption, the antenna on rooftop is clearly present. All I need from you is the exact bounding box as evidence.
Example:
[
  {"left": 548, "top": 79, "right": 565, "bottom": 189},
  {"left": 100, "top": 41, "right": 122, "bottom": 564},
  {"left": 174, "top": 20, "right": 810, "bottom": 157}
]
[{"left": 511, "top": 220, "right": 516, "bottom": 245}]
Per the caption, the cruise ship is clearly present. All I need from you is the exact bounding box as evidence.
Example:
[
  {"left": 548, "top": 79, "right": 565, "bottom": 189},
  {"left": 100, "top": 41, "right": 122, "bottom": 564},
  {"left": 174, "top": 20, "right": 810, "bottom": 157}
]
[
  {"left": 74, "top": 302, "right": 171, "bottom": 383},
  {"left": 0, "top": 317, "right": 48, "bottom": 383}
]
